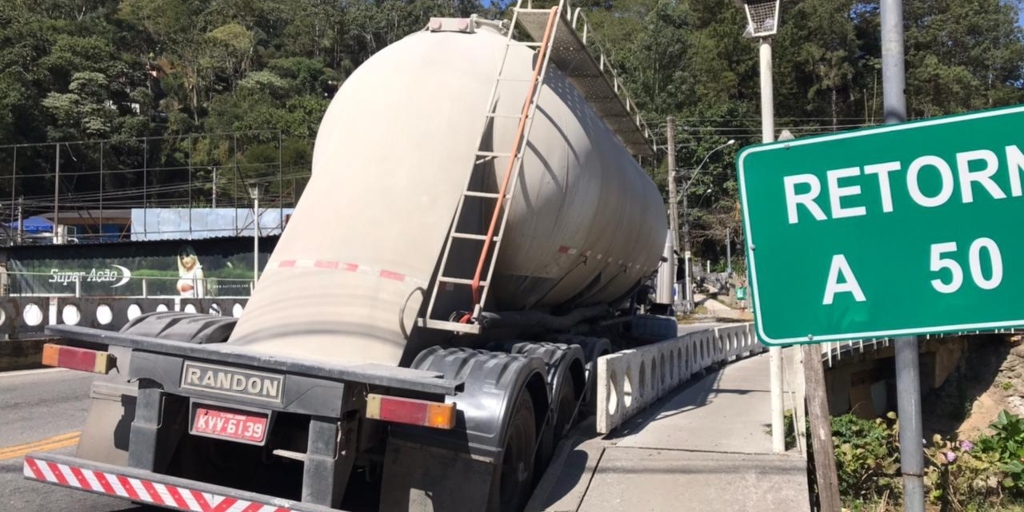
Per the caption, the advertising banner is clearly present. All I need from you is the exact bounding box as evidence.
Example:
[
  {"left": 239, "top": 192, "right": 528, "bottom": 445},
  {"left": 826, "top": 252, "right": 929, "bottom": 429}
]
[{"left": 3, "top": 236, "right": 278, "bottom": 298}]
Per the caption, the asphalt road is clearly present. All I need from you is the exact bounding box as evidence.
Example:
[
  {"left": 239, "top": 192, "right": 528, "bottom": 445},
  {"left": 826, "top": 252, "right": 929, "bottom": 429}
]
[{"left": 0, "top": 368, "right": 144, "bottom": 512}]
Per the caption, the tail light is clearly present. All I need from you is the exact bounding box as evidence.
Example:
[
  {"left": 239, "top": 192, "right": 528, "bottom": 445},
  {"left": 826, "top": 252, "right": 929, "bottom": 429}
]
[
  {"left": 365, "top": 393, "right": 456, "bottom": 429},
  {"left": 41, "top": 343, "right": 116, "bottom": 374}
]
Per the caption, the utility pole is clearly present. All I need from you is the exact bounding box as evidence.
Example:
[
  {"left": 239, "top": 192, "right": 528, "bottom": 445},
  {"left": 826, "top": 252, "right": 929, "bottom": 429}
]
[
  {"left": 726, "top": 229, "right": 732, "bottom": 277},
  {"left": 666, "top": 117, "right": 682, "bottom": 309},
  {"left": 666, "top": 118, "right": 680, "bottom": 252},
  {"left": 53, "top": 144, "right": 60, "bottom": 245},
  {"left": 212, "top": 167, "right": 218, "bottom": 208},
  {"left": 881, "top": 1, "right": 923, "bottom": 510}
]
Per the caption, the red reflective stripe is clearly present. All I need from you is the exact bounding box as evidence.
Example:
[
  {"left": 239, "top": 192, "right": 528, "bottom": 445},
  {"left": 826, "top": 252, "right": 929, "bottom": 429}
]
[
  {"left": 141, "top": 479, "right": 165, "bottom": 505},
  {"left": 191, "top": 490, "right": 212, "bottom": 511},
  {"left": 25, "top": 457, "right": 307, "bottom": 512},
  {"left": 47, "top": 462, "right": 69, "bottom": 486},
  {"left": 24, "top": 457, "right": 44, "bottom": 480},
  {"left": 211, "top": 497, "right": 239, "bottom": 512},
  {"left": 343, "top": 263, "right": 359, "bottom": 271},
  {"left": 117, "top": 475, "right": 141, "bottom": 501},
  {"left": 279, "top": 260, "right": 296, "bottom": 267},
  {"left": 165, "top": 483, "right": 191, "bottom": 510},
  {"left": 93, "top": 471, "right": 116, "bottom": 496},
  {"left": 314, "top": 260, "right": 339, "bottom": 269},
  {"left": 380, "top": 270, "right": 405, "bottom": 282},
  {"left": 69, "top": 466, "right": 91, "bottom": 489}
]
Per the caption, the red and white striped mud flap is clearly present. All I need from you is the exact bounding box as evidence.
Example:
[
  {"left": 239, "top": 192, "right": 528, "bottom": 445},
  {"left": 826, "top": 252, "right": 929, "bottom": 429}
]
[{"left": 23, "top": 452, "right": 344, "bottom": 512}]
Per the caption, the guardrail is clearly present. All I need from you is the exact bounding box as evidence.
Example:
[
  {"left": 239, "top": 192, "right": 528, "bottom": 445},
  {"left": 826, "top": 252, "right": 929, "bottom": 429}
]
[
  {"left": 820, "top": 328, "right": 1024, "bottom": 367},
  {"left": 596, "top": 323, "right": 764, "bottom": 434}
]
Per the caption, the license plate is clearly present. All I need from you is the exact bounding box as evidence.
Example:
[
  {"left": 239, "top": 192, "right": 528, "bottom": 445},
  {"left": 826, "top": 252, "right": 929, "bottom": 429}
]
[{"left": 192, "top": 405, "right": 268, "bottom": 444}]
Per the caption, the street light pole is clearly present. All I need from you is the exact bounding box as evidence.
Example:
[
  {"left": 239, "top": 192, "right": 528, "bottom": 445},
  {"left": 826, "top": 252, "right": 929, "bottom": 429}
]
[
  {"left": 676, "top": 138, "right": 734, "bottom": 311},
  {"left": 247, "top": 181, "right": 264, "bottom": 290},
  {"left": 737, "top": 0, "right": 785, "bottom": 455}
]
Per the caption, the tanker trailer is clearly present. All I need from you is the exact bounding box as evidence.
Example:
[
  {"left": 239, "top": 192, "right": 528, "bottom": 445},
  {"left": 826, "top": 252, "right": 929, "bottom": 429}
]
[{"left": 23, "top": 8, "right": 669, "bottom": 512}]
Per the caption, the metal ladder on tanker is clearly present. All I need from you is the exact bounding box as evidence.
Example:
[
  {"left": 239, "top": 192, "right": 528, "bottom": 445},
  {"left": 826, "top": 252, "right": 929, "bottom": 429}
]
[{"left": 422, "top": 4, "right": 564, "bottom": 334}]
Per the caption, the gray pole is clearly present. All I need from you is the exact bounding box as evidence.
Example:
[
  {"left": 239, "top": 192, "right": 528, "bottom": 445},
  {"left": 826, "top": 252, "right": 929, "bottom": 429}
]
[
  {"left": 253, "top": 193, "right": 259, "bottom": 289},
  {"left": 99, "top": 142, "right": 104, "bottom": 236},
  {"left": 54, "top": 144, "right": 60, "bottom": 244},
  {"left": 143, "top": 141, "right": 148, "bottom": 240},
  {"left": 279, "top": 130, "right": 284, "bottom": 231},
  {"left": 758, "top": 33, "right": 785, "bottom": 455},
  {"left": 666, "top": 117, "right": 680, "bottom": 251},
  {"left": 726, "top": 229, "right": 732, "bottom": 277},
  {"left": 682, "top": 181, "right": 691, "bottom": 310},
  {"left": 881, "top": 1, "right": 923, "bottom": 510},
  {"left": 666, "top": 117, "right": 681, "bottom": 307},
  {"left": 17, "top": 197, "right": 23, "bottom": 245}
]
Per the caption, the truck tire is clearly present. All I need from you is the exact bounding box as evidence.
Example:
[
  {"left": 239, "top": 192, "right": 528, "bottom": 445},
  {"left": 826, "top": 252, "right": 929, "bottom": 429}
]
[
  {"left": 547, "top": 335, "right": 610, "bottom": 418},
  {"left": 488, "top": 341, "right": 584, "bottom": 480},
  {"left": 497, "top": 390, "right": 536, "bottom": 512}
]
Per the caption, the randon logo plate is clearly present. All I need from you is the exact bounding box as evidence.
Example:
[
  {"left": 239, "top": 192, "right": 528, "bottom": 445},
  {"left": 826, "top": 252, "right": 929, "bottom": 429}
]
[{"left": 180, "top": 361, "right": 284, "bottom": 403}]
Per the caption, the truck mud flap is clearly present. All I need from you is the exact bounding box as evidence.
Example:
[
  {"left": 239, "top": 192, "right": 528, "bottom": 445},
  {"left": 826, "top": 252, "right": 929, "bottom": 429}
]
[{"left": 23, "top": 452, "right": 343, "bottom": 512}]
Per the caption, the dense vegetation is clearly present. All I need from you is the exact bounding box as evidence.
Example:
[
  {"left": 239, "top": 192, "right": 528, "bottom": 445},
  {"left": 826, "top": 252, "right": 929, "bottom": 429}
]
[
  {"left": 830, "top": 410, "right": 1024, "bottom": 511},
  {"left": 1, "top": 0, "right": 1022, "bottom": 257}
]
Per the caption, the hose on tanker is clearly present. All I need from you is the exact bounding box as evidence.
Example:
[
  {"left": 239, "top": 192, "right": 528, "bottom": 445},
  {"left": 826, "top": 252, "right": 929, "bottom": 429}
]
[
  {"left": 476, "top": 304, "right": 611, "bottom": 331},
  {"left": 399, "top": 286, "right": 426, "bottom": 341}
]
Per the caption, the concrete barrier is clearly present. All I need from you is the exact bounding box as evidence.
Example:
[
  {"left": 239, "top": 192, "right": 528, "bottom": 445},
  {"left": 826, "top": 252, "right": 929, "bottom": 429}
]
[
  {"left": 596, "top": 323, "right": 764, "bottom": 434},
  {"left": 0, "top": 296, "right": 250, "bottom": 340}
]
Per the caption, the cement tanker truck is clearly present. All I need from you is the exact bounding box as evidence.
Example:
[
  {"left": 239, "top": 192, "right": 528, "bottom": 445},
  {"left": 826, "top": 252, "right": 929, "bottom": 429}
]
[{"left": 24, "top": 6, "right": 670, "bottom": 512}]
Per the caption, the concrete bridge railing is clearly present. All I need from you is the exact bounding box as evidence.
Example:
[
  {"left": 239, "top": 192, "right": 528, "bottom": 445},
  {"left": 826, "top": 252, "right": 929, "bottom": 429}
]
[
  {"left": 0, "top": 296, "right": 250, "bottom": 339},
  {"left": 596, "top": 323, "right": 764, "bottom": 434}
]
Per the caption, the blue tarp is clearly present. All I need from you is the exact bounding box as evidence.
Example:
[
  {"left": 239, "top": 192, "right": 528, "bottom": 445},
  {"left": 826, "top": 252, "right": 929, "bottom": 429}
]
[{"left": 4, "top": 216, "right": 53, "bottom": 234}]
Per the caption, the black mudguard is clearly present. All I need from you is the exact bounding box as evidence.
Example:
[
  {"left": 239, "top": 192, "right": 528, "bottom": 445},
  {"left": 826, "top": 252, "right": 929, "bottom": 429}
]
[{"left": 379, "top": 347, "right": 549, "bottom": 512}]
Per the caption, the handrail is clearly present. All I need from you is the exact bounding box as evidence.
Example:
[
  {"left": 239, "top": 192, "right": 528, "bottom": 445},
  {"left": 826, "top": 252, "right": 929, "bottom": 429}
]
[{"left": 469, "top": 7, "right": 561, "bottom": 310}]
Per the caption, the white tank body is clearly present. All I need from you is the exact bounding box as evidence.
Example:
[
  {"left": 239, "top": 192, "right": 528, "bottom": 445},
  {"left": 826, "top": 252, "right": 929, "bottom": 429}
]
[{"left": 226, "top": 21, "right": 667, "bottom": 366}]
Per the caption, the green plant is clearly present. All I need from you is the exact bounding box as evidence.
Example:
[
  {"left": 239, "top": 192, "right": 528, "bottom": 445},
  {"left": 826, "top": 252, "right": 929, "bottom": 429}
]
[
  {"left": 831, "top": 412, "right": 903, "bottom": 504},
  {"left": 976, "top": 411, "right": 1024, "bottom": 492},
  {"left": 924, "top": 434, "right": 1006, "bottom": 511}
]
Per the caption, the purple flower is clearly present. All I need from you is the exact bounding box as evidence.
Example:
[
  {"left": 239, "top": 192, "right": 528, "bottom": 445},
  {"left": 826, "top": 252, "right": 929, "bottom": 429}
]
[
  {"left": 960, "top": 440, "right": 974, "bottom": 452},
  {"left": 945, "top": 451, "right": 957, "bottom": 463}
]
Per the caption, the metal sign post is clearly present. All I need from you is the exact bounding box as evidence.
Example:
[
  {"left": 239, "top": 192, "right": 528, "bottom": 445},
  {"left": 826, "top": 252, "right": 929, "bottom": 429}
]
[{"left": 881, "top": 0, "right": 923, "bottom": 510}]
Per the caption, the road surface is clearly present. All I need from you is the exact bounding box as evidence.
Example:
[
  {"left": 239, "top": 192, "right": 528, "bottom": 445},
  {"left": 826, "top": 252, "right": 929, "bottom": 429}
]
[{"left": 0, "top": 368, "right": 142, "bottom": 512}]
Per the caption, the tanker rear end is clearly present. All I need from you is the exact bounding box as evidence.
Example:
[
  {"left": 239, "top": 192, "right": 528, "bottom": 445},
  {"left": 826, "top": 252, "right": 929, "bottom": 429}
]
[{"left": 24, "top": 10, "right": 670, "bottom": 512}]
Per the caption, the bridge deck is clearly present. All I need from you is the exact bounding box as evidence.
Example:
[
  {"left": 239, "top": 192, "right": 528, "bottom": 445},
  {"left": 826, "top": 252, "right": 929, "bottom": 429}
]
[{"left": 527, "top": 351, "right": 810, "bottom": 512}]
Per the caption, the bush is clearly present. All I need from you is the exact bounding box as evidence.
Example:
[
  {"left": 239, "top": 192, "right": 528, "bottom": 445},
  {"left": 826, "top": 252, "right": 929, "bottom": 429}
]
[
  {"left": 831, "top": 413, "right": 902, "bottom": 504},
  {"left": 831, "top": 410, "right": 1024, "bottom": 511}
]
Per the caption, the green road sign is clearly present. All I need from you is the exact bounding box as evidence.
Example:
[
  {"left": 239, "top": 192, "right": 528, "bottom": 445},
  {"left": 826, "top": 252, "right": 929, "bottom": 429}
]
[
  {"left": 736, "top": 286, "right": 747, "bottom": 300},
  {"left": 737, "top": 104, "right": 1024, "bottom": 346}
]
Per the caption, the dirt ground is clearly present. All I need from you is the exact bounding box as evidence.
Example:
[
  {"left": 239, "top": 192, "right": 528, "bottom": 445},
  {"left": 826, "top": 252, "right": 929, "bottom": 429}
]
[{"left": 922, "top": 334, "right": 1023, "bottom": 441}]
